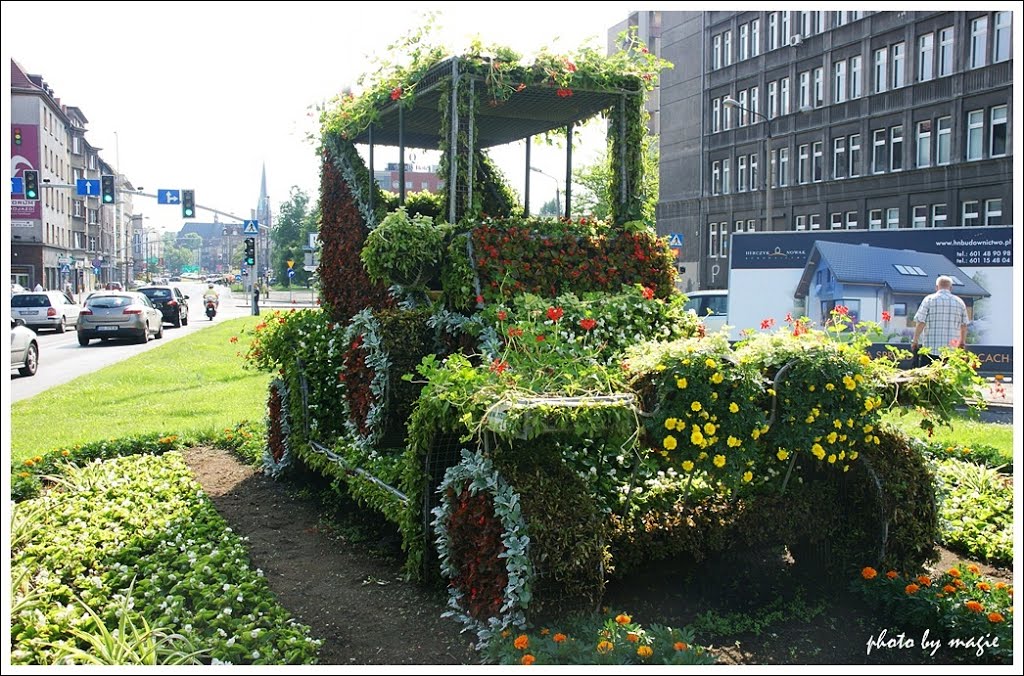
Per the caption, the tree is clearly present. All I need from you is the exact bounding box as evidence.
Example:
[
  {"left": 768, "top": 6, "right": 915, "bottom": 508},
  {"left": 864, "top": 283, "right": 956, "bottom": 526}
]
[
  {"left": 271, "top": 186, "right": 319, "bottom": 286},
  {"left": 161, "top": 233, "right": 196, "bottom": 274},
  {"left": 572, "top": 129, "right": 660, "bottom": 224},
  {"left": 537, "top": 197, "right": 559, "bottom": 217}
]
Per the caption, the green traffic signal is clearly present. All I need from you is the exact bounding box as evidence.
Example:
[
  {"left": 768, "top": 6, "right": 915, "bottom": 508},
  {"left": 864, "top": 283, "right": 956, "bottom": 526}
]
[
  {"left": 101, "top": 174, "right": 116, "bottom": 204},
  {"left": 182, "top": 189, "right": 195, "bottom": 219},
  {"left": 24, "top": 170, "right": 39, "bottom": 200}
]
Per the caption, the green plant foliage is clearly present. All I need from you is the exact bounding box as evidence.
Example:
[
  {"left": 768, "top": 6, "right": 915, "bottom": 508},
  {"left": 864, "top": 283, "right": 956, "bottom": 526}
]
[
  {"left": 379, "top": 189, "right": 445, "bottom": 220},
  {"left": 931, "top": 458, "right": 1013, "bottom": 565},
  {"left": 11, "top": 453, "right": 321, "bottom": 665},
  {"left": 361, "top": 208, "right": 447, "bottom": 290},
  {"left": 691, "top": 592, "right": 826, "bottom": 638},
  {"left": 854, "top": 564, "right": 1012, "bottom": 663},
  {"left": 483, "top": 611, "right": 714, "bottom": 665}
]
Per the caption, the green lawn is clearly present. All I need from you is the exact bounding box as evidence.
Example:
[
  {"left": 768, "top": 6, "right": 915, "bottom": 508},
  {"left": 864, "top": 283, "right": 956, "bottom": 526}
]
[
  {"left": 881, "top": 409, "right": 1014, "bottom": 466},
  {"left": 10, "top": 318, "right": 268, "bottom": 462}
]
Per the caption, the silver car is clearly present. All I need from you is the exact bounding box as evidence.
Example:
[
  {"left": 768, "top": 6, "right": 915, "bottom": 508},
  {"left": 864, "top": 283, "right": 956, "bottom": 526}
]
[
  {"left": 11, "top": 291, "right": 82, "bottom": 332},
  {"left": 10, "top": 317, "right": 39, "bottom": 376},
  {"left": 77, "top": 292, "right": 164, "bottom": 346}
]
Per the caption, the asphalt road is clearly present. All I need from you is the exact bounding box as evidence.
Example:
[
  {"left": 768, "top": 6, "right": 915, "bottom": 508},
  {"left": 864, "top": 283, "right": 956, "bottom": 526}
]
[{"left": 9, "top": 283, "right": 249, "bottom": 403}]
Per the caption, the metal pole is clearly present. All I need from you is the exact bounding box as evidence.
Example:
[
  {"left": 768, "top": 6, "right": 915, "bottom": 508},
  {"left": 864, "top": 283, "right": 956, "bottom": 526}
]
[
  {"left": 764, "top": 123, "right": 774, "bottom": 231},
  {"left": 398, "top": 106, "right": 406, "bottom": 205},
  {"left": 448, "top": 59, "right": 460, "bottom": 224},
  {"left": 524, "top": 137, "right": 531, "bottom": 215},
  {"left": 564, "top": 122, "right": 573, "bottom": 219},
  {"left": 368, "top": 124, "right": 374, "bottom": 218}
]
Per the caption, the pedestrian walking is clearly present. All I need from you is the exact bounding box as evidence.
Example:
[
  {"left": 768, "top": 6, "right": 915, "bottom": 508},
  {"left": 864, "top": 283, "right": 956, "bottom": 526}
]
[{"left": 911, "top": 275, "right": 968, "bottom": 366}]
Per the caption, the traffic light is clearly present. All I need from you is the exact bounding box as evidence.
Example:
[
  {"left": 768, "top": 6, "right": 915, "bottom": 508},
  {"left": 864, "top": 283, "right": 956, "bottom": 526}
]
[
  {"left": 182, "top": 189, "right": 195, "bottom": 218},
  {"left": 14, "top": 127, "right": 23, "bottom": 145},
  {"left": 244, "top": 238, "right": 256, "bottom": 266},
  {"left": 23, "top": 170, "right": 40, "bottom": 201},
  {"left": 101, "top": 174, "right": 116, "bottom": 204}
]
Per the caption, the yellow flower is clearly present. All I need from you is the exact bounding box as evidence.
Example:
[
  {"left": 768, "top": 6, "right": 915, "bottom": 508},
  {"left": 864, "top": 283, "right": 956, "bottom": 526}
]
[
  {"left": 804, "top": 415, "right": 815, "bottom": 424},
  {"left": 825, "top": 383, "right": 835, "bottom": 391},
  {"left": 727, "top": 436, "right": 741, "bottom": 448},
  {"left": 751, "top": 428, "right": 761, "bottom": 440},
  {"left": 690, "top": 429, "right": 705, "bottom": 446},
  {"left": 713, "top": 454, "right": 726, "bottom": 468},
  {"left": 863, "top": 424, "right": 874, "bottom": 433},
  {"left": 729, "top": 402, "right": 739, "bottom": 413},
  {"left": 597, "top": 641, "right": 614, "bottom": 654},
  {"left": 664, "top": 418, "right": 677, "bottom": 430},
  {"left": 859, "top": 354, "right": 871, "bottom": 366},
  {"left": 843, "top": 375, "right": 857, "bottom": 390},
  {"left": 776, "top": 449, "right": 789, "bottom": 461},
  {"left": 703, "top": 422, "right": 716, "bottom": 436},
  {"left": 674, "top": 420, "right": 686, "bottom": 432},
  {"left": 705, "top": 358, "right": 716, "bottom": 368},
  {"left": 742, "top": 471, "right": 753, "bottom": 482},
  {"left": 811, "top": 443, "right": 825, "bottom": 459},
  {"left": 711, "top": 372, "right": 724, "bottom": 384},
  {"left": 808, "top": 384, "right": 816, "bottom": 391},
  {"left": 826, "top": 432, "right": 838, "bottom": 444},
  {"left": 833, "top": 419, "right": 843, "bottom": 429},
  {"left": 690, "top": 401, "right": 702, "bottom": 411},
  {"left": 827, "top": 454, "right": 837, "bottom": 464},
  {"left": 663, "top": 435, "right": 678, "bottom": 451},
  {"left": 682, "top": 460, "right": 694, "bottom": 472},
  {"left": 676, "top": 377, "right": 688, "bottom": 389},
  {"left": 873, "top": 435, "right": 880, "bottom": 444},
  {"left": 843, "top": 465, "right": 850, "bottom": 472},
  {"left": 864, "top": 399, "right": 874, "bottom": 411},
  {"left": 636, "top": 645, "right": 653, "bottom": 659}
]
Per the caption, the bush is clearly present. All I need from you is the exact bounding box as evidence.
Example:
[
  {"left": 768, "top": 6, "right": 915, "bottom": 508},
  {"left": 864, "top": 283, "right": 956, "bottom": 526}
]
[
  {"left": 931, "top": 458, "right": 1012, "bottom": 565},
  {"left": 361, "top": 207, "right": 447, "bottom": 290}
]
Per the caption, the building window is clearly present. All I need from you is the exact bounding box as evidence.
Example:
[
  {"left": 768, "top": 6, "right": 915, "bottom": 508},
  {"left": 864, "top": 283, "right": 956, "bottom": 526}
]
[
  {"left": 750, "top": 87, "right": 759, "bottom": 118},
  {"left": 799, "top": 71, "right": 811, "bottom": 109},
  {"left": 738, "top": 155, "right": 748, "bottom": 192},
  {"left": 993, "top": 11, "right": 1011, "bottom": 62},
  {"left": 890, "top": 125, "right": 903, "bottom": 172},
  {"left": 886, "top": 207, "right": 900, "bottom": 229},
  {"left": 966, "top": 109, "right": 984, "bottom": 160},
  {"left": 990, "top": 105, "right": 1007, "bottom": 157},
  {"left": 833, "top": 137, "right": 847, "bottom": 179},
  {"left": 73, "top": 200, "right": 84, "bottom": 218},
  {"left": 831, "top": 212, "right": 843, "bottom": 229},
  {"left": 769, "top": 12, "right": 779, "bottom": 50},
  {"left": 724, "top": 30, "right": 732, "bottom": 65},
  {"left": 962, "top": 200, "right": 979, "bottom": 226},
  {"left": 846, "top": 211, "right": 858, "bottom": 229},
  {"left": 985, "top": 198, "right": 1002, "bottom": 225},
  {"left": 809, "top": 214, "right": 821, "bottom": 230},
  {"left": 738, "top": 89, "right": 748, "bottom": 125},
  {"left": 912, "top": 205, "right": 928, "bottom": 228},
  {"left": 869, "top": 209, "right": 883, "bottom": 229},
  {"left": 812, "top": 141, "right": 823, "bottom": 182},
  {"left": 751, "top": 19, "right": 760, "bottom": 56},
  {"left": 873, "top": 48, "right": 887, "bottom": 93},
  {"left": 936, "top": 116, "right": 951, "bottom": 164},
  {"left": 938, "top": 26, "right": 954, "bottom": 76},
  {"left": 778, "top": 147, "right": 789, "bottom": 187},
  {"left": 801, "top": 11, "right": 812, "bottom": 37},
  {"left": 970, "top": 16, "right": 988, "bottom": 68},
  {"left": 750, "top": 154, "right": 759, "bottom": 192},
  {"left": 918, "top": 33, "right": 934, "bottom": 81},
  {"left": 781, "top": 11, "right": 790, "bottom": 44},
  {"left": 713, "top": 34, "right": 722, "bottom": 69},
  {"left": 767, "top": 81, "right": 777, "bottom": 118},
  {"left": 712, "top": 97, "right": 721, "bottom": 133},
  {"left": 709, "top": 223, "right": 719, "bottom": 257},
  {"left": 916, "top": 120, "right": 932, "bottom": 167},
  {"left": 740, "top": 23, "right": 749, "bottom": 60},
  {"left": 932, "top": 204, "right": 947, "bottom": 228},
  {"left": 798, "top": 144, "right": 809, "bottom": 184},
  {"left": 872, "top": 129, "right": 886, "bottom": 174},
  {"left": 835, "top": 11, "right": 846, "bottom": 27},
  {"left": 712, "top": 161, "right": 721, "bottom": 194},
  {"left": 722, "top": 159, "right": 731, "bottom": 194},
  {"left": 747, "top": 219, "right": 756, "bottom": 232},
  {"left": 891, "top": 42, "right": 905, "bottom": 88},
  {"left": 833, "top": 61, "right": 846, "bottom": 103},
  {"left": 850, "top": 55, "right": 862, "bottom": 98},
  {"left": 849, "top": 133, "right": 861, "bottom": 177},
  {"left": 780, "top": 77, "right": 790, "bottom": 115},
  {"left": 813, "top": 67, "right": 823, "bottom": 107},
  {"left": 724, "top": 99, "right": 733, "bottom": 130},
  {"left": 722, "top": 222, "right": 732, "bottom": 258},
  {"left": 795, "top": 215, "right": 806, "bottom": 230}
]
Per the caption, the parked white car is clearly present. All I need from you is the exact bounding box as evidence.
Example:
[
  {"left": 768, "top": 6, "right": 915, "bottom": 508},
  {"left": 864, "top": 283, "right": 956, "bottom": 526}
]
[
  {"left": 10, "top": 291, "right": 83, "bottom": 333},
  {"left": 683, "top": 290, "right": 729, "bottom": 334},
  {"left": 10, "top": 317, "right": 39, "bottom": 376}
]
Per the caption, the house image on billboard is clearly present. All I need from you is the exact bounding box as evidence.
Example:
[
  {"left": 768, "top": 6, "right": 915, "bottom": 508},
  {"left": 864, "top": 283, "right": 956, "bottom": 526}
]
[{"left": 794, "top": 241, "right": 991, "bottom": 343}]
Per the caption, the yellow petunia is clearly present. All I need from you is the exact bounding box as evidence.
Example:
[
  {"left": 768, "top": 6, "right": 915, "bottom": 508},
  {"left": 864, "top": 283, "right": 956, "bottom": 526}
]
[
  {"left": 682, "top": 460, "right": 694, "bottom": 472},
  {"left": 776, "top": 449, "right": 789, "bottom": 461},
  {"left": 705, "top": 358, "right": 717, "bottom": 368},
  {"left": 711, "top": 372, "right": 724, "bottom": 384},
  {"left": 742, "top": 471, "right": 753, "bottom": 482},
  {"left": 727, "top": 436, "right": 742, "bottom": 448},
  {"left": 691, "top": 401, "right": 702, "bottom": 411},
  {"left": 703, "top": 422, "right": 716, "bottom": 436},
  {"left": 827, "top": 432, "right": 838, "bottom": 444},
  {"left": 663, "top": 435, "right": 678, "bottom": 450},
  {"left": 751, "top": 428, "right": 761, "bottom": 440},
  {"left": 664, "top": 418, "right": 677, "bottom": 430},
  {"left": 713, "top": 454, "right": 726, "bottom": 468},
  {"left": 729, "top": 402, "right": 739, "bottom": 413},
  {"left": 827, "top": 454, "right": 837, "bottom": 464},
  {"left": 676, "top": 377, "right": 688, "bottom": 389}
]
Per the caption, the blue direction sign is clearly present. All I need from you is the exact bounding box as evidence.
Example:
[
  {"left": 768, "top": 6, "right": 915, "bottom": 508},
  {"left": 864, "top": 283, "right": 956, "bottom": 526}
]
[
  {"left": 93, "top": 267, "right": 101, "bottom": 275},
  {"left": 667, "top": 233, "right": 684, "bottom": 248},
  {"left": 157, "top": 189, "right": 181, "bottom": 204},
  {"left": 242, "top": 219, "right": 259, "bottom": 234},
  {"left": 11, "top": 177, "right": 24, "bottom": 194},
  {"left": 76, "top": 179, "right": 101, "bottom": 196},
  {"left": 287, "top": 269, "right": 296, "bottom": 278}
]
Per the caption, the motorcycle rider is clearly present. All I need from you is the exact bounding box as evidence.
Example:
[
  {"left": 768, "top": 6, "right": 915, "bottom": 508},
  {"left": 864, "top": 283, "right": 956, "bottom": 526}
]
[{"left": 203, "top": 283, "right": 219, "bottom": 310}]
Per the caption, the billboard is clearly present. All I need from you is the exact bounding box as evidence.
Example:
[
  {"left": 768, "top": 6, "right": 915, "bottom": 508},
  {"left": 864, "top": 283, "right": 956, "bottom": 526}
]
[
  {"left": 11, "top": 123, "right": 42, "bottom": 220},
  {"left": 728, "top": 227, "right": 1013, "bottom": 370}
]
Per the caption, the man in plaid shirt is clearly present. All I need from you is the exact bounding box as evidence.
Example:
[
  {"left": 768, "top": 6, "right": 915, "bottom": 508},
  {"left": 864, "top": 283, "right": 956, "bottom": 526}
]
[{"left": 911, "top": 275, "right": 968, "bottom": 363}]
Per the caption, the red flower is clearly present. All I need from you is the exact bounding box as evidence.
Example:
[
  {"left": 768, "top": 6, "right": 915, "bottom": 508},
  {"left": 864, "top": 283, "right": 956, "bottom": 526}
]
[
  {"left": 642, "top": 286, "right": 655, "bottom": 300},
  {"left": 579, "top": 318, "right": 597, "bottom": 331},
  {"left": 641, "top": 47, "right": 649, "bottom": 54},
  {"left": 760, "top": 318, "right": 775, "bottom": 330},
  {"left": 881, "top": 311, "right": 892, "bottom": 322},
  {"left": 536, "top": 334, "right": 546, "bottom": 342},
  {"left": 390, "top": 87, "right": 403, "bottom": 101},
  {"left": 834, "top": 305, "right": 849, "bottom": 316},
  {"left": 546, "top": 306, "right": 564, "bottom": 322},
  {"left": 507, "top": 327, "right": 524, "bottom": 338},
  {"left": 564, "top": 60, "right": 577, "bottom": 72},
  {"left": 785, "top": 312, "right": 794, "bottom": 323},
  {"left": 556, "top": 88, "right": 573, "bottom": 98},
  {"left": 497, "top": 310, "right": 508, "bottom": 321},
  {"left": 476, "top": 294, "right": 485, "bottom": 305},
  {"left": 229, "top": 336, "right": 238, "bottom": 343},
  {"left": 489, "top": 359, "right": 508, "bottom": 374}
]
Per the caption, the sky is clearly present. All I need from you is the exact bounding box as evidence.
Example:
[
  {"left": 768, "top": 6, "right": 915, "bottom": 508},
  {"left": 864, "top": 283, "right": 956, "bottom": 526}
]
[{"left": 4, "top": 1, "right": 645, "bottom": 233}]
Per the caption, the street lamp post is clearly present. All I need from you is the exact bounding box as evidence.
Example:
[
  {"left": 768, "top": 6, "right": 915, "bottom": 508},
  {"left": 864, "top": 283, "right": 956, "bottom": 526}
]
[
  {"left": 529, "top": 166, "right": 561, "bottom": 217},
  {"left": 723, "top": 97, "right": 773, "bottom": 230}
]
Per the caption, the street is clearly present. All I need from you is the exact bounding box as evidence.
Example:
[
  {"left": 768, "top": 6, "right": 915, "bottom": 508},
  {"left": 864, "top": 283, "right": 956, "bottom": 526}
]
[{"left": 9, "top": 282, "right": 249, "bottom": 403}]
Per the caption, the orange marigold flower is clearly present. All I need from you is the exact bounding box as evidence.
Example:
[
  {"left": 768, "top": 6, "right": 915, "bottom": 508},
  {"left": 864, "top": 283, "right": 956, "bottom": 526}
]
[
  {"left": 886, "top": 570, "right": 899, "bottom": 579},
  {"left": 615, "top": 614, "right": 631, "bottom": 625},
  {"left": 637, "top": 645, "right": 653, "bottom": 659},
  {"left": 553, "top": 633, "right": 567, "bottom": 644},
  {"left": 917, "top": 575, "right": 932, "bottom": 587},
  {"left": 521, "top": 654, "right": 536, "bottom": 665},
  {"left": 674, "top": 641, "right": 689, "bottom": 651},
  {"left": 948, "top": 568, "right": 961, "bottom": 578},
  {"left": 995, "top": 582, "right": 1007, "bottom": 590},
  {"left": 967, "top": 564, "right": 981, "bottom": 574},
  {"left": 501, "top": 630, "right": 511, "bottom": 639},
  {"left": 626, "top": 632, "right": 639, "bottom": 643},
  {"left": 596, "top": 640, "right": 614, "bottom": 654},
  {"left": 978, "top": 582, "right": 991, "bottom": 592},
  {"left": 987, "top": 612, "right": 1005, "bottom": 623},
  {"left": 514, "top": 635, "right": 529, "bottom": 650},
  {"left": 905, "top": 584, "right": 920, "bottom": 595},
  {"left": 861, "top": 567, "right": 878, "bottom": 580},
  {"left": 61, "top": 449, "right": 71, "bottom": 456},
  {"left": 964, "top": 600, "right": 984, "bottom": 613},
  {"left": 17, "top": 471, "right": 30, "bottom": 478},
  {"left": 540, "top": 628, "right": 550, "bottom": 636},
  {"left": 943, "top": 585, "right": 957, "bottom": 594}
]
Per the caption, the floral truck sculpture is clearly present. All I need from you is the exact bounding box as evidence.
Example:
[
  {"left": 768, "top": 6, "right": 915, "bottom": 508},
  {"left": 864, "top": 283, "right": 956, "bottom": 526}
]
[{"left": 244, "top": 37, "right": 980, "bottom": 643}]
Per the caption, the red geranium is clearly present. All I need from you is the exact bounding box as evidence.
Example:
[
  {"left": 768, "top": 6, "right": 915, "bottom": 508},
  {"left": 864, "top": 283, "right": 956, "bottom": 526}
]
[
  {"left": 390, "top": 87, "right": 403, "bottom": 100},
  {"left": 556, "top": 88, "right": 573, "bottom": 98},
  {"left": 881, "top": 311, "right": 892, "bottom": 322},
  {"left": 546, "top": 306, "right": 564, "bottom": 322},
  {"left": 642, "top": 286, "right": 655, "bottom": 300},
  {"left": 579, "top": 318, "right": 597, "bottom": 331}
]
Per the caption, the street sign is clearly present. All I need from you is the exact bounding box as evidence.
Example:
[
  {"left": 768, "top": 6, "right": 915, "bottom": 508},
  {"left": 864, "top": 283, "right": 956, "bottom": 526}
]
[
  {"left": 157, "top": 189, "right": 181, "bottom": 204},
  {"left": 668, "top": 233, "right": 684, "bottom": 248},
  {"left": 11, "top": 177, "right": 24, "bottom": 194},
  {"left": 235, "top": 274, "right": 242, "bottom": 282},
  {"left": 287, "top": 269, "right": 296, "bottom": 278},
  {"left": 76, "top": 179, "right": 101, "bottom": 196},
  {"left": 286, "top": 259, "right": 294, "bottom": 269},
  {"left": 60, "top": 263, "right": 71, "bottom": 273},
  {"left": 58, "top": 255, "right": 71, "bottom": 265},
  {"left": 303, "top": 265, "right": 317, "bottom": 272},
  {"left": 93, "top": 267, "right": 101, "bottom": 275},
  {"left": 242, "top": 220, "right": 259, "bottom": 234}
]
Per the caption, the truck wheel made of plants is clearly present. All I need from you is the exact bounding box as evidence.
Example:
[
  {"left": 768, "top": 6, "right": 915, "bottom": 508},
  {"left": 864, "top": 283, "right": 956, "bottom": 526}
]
[{"left": 263, "top": 378, "right": 293, "bottom": 478}]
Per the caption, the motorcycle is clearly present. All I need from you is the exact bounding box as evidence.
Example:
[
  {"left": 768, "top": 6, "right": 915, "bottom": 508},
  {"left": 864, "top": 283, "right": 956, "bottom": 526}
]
[{"left": 205, "top": 299, "right": 217, "bottom": 320}]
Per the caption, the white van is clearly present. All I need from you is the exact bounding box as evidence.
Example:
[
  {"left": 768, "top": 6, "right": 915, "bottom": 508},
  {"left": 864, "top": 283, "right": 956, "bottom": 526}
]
[{"left": 683, "top": 290, "right": 729, "bottom": 334}]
